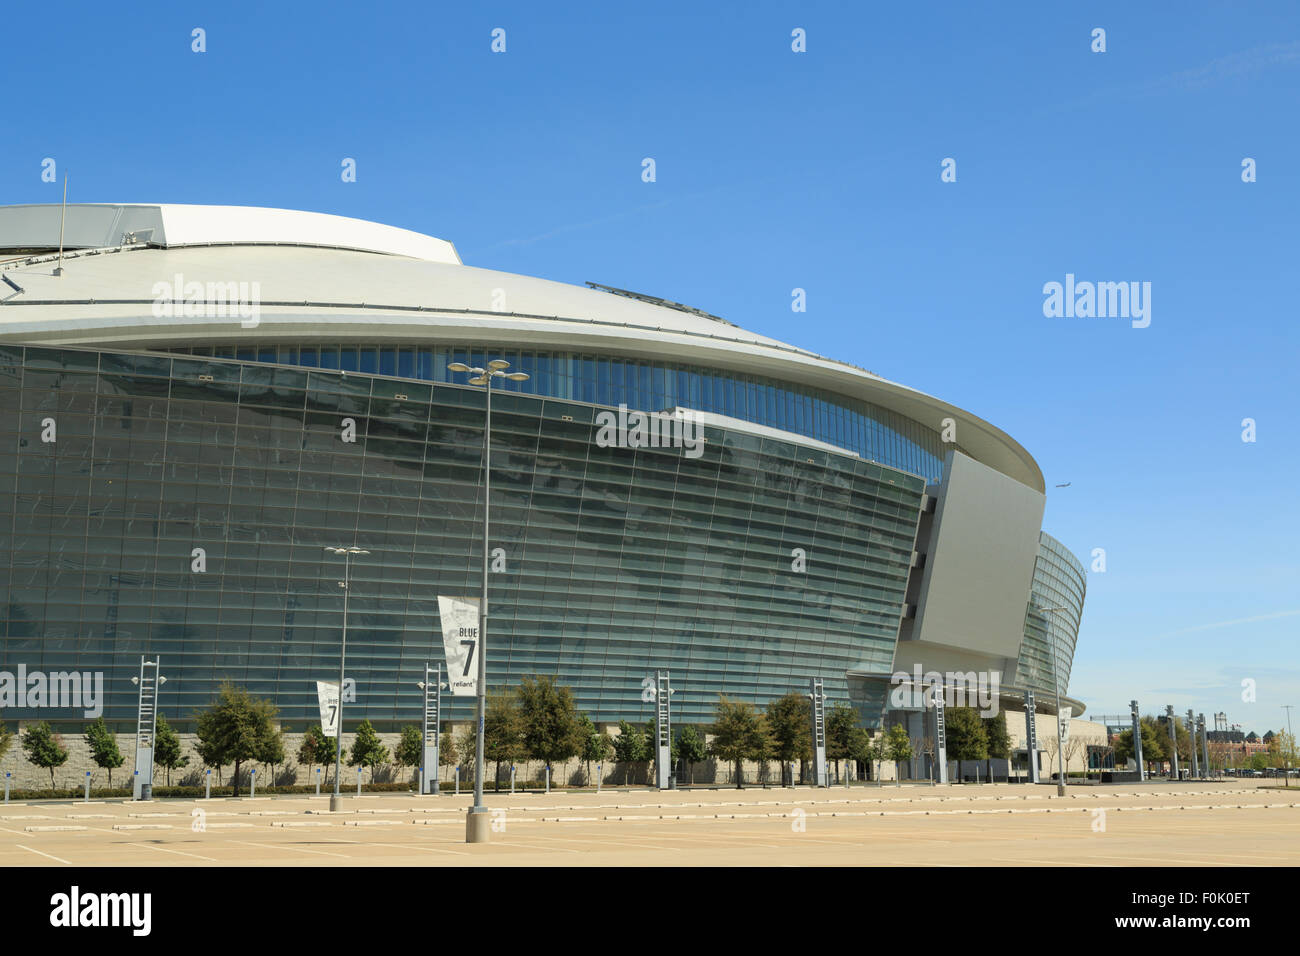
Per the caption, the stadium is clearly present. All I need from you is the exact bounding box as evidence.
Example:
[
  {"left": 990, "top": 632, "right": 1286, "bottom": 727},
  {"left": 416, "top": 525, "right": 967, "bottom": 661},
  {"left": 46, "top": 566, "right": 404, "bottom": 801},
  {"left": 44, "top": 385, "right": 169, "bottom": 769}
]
[{"left": 0, "top": 203, "right": 1087, "bottom": 751}]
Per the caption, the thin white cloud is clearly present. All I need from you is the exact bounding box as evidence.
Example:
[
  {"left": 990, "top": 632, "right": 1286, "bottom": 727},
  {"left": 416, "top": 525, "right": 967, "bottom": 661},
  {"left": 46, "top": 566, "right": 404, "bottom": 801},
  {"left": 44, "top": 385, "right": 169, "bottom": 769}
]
[
  {"left": 1150, "top": 41, "right": 1300, "bottom": 93},
  {"left": 1154, "top": 609, "right": 1300, "bottom": 639}
]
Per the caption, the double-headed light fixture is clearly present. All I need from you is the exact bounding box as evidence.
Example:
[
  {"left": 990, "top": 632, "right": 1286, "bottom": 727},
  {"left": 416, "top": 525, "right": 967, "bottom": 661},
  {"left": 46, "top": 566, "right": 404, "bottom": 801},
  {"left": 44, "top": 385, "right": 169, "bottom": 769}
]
[{"left": 446, "top": 359, "right": 528, "bottom": 843}]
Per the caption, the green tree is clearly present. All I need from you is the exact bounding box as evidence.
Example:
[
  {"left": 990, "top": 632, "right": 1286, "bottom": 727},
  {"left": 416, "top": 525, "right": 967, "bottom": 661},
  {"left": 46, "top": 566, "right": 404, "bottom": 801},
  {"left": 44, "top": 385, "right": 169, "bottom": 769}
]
[
  {"left": 1115, "top": 717, "right": 1166, "bottom": 774},
  {"left": 676, "top": 725, "right": 708, "bottom": 785},
  {"left": 348, "top": 719, "right": 389, "bottom": 782},
  {"left": 516, "top": 675, "right": 582, "bottom": 781},
  {"left": 394, "top": 725, "right": 422, "bottom": 785},
  {"left": 983, "top": 711, "right": 1012, "bottom": 782},
  {"left": 194, "top": 681, "right": 279, "bottom": 797},
  {"left": 255, "top": 714, "right": 285, "bottom": 788},
  {"left": 577, "top": 714, "right": 611, "bottom": 786},
  {"left": 826, "top": 703, "right": 859, "bottom": 783},
  {"left": 846, "top": 726, "right": 873, "bottom": 783},
  {"left": 641, "top": 719, "right": 681, "bottom": 785},
  {"left": 612, "top": 720, "right": 649, "bottom": 785},
  {"left": 1269, "top": 731, "right": 1297, "bottom": 786},
  {"left": 485, "top": 689, "right": 526, "bottom": 788},
  {"left": 439, "top": 726, "right": 458, "bottom": 767},
  {"left": 765, "top": 693, "right": 813, "bottom": 786},
  {"left": 0, "top": 723, "right": 12, "bottom": 766},
  {"left": 154, "top": 713, "right": 189, "bottom": 786},
  {"left": 884, "top": 724, "right": 913, "bottom": 786},
  {"left": 708, "top": 696, "right": 769, "bottom": 789},
  {"left": 22, "top": 721, "right": 69, "bottom": 790},
  {"left": 84, "top": 716, "right": 125, "bottom": 787},
  {"left": 945, "top": 707, "right": 989, "bottom": 779},
  {"left": 298, "top": 724, "right": 334, "bottom": 785},
  {"left": 867, "top": 732, "right": 889, "bottom": 785}
]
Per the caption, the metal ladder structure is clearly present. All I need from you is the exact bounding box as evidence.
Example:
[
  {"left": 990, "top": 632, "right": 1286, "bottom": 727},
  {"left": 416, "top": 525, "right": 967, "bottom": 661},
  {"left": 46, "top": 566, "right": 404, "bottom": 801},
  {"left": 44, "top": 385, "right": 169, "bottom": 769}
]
[
  {"left": 655, "top": 669, "right": 672, "bottom": 789},
  {"left": 421, "top": 662, "right": 441, "bottom": 795},
  {"left": 810, "top": 678, "right": 827, "bottom": 787},
  {"left": 133, "top": 657, "right": 160, "bottom": 800}
]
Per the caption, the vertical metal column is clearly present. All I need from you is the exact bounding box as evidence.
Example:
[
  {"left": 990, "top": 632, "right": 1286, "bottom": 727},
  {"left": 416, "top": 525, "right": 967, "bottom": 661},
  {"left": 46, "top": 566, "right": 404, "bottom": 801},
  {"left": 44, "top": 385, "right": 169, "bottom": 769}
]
[
  {"left": 133, "top": 657, "right": 160, "bottom": 800},
  {"left": 932, "top": 686, "right": 948, "bottom": 784},
  {"left": 810, "top": 678, "right": 828, "bottom": 787},
  {"left": 1186, "top": 709, "right": 1199, "bottom": 779},
  {"left": 1199, "top": 713, "right": 1210, "bottom": 779},
  {"left": 1166, "top": 706, "right": 1180, "bottom": 780},
  {"left": 422, "top": 662, "right": 441, "bottom": 795},
  {"left": 655, "top": 669, "right": 672, "bottom": 790},
  {"left": 1130, "top": 699, "right": 1145, "bottom": 781},
  {"left": 1024, "top": 691, "right": 1040, "bottom": 784}
]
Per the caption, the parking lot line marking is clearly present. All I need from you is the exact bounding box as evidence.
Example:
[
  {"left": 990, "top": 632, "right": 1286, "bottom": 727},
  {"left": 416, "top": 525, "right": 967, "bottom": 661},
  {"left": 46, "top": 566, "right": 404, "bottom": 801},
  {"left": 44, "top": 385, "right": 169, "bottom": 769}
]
[
  {"left": 332, "top": 839, "right": 470, "bottom": 857},
  {"left": 125, "top": 842, "right": 218, "bottom": 862},
  {"left": 227, "top": 839, "right": 351, "bottom": 859},
  {"left": 15, "top": 843, "right": 72, "bottom": 865}
]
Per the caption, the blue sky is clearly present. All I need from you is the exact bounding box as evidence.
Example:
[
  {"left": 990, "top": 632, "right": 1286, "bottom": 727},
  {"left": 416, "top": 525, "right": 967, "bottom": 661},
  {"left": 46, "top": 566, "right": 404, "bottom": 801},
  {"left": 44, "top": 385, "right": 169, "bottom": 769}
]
[{"left": 2, "top": 1, "right": 1296, "bottom": 734}]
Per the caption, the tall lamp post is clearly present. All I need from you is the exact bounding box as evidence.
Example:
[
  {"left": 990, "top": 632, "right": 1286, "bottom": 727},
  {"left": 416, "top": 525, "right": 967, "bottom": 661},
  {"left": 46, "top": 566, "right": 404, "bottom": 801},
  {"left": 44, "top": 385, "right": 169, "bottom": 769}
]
[
  {"left": 324, "top": 545, "right": 369, "bottom": 812},
  {"left": 1038, "top": 605, "right": 1073, "bottom": 796},
  {"left": 447, "top": 358, "right": 530, "bottom": 843}
]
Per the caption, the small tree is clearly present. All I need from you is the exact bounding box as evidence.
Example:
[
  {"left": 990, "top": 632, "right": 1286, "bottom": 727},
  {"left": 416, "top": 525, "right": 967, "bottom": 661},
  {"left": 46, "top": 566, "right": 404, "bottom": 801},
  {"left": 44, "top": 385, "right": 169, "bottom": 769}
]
[
  {"left": 256, "top": 716, "right": 286, "bottom": 788},
  {"left": 439, "top": 726, "right": 459, "bottom": 768},
  {"left": 298, "top": 724, "right": 334, "bottom": 785},
  {"left": 826, "top": 703, "right": 859, "bottom": 783},
  {"left": 945, "top": 707, "right": 989, "bottom": 780},
  {"left": 23, "top": 721, "right": 69, "bottom": 790},
  {"left": 846, "top": 726, "right": 872, "bottom": 783},
  {"left": 84, "top": 716, "right": 125, "bottom": 788},
  {"left": 708, "top": 696, "right": 769, "bottom": 789},
  {"left": 884, "top": 724, "right": 913, "bottom": 786},
  {"left": 154, "top": 713, "right": 189, "bottom": 786},
  {"left": 194, "top": 682, "right": 279, "bottom": 797},
  {"left": 766, "top": 693, "right": 813, "bottom": 786},
  {"left": 517, "top": 675, "right": 583, "bottom": 783},
  {"left": 983, "top": 711, "right": 1012, "bottom": 782},
  {"left": 1269, "top": 731, "right": 1297, "bottom": 787},
  {"left": 612, "top": 720, "right": 649, "bottom": 785},
  {"left": 394, "top": 725, "right": 422, "bottom": 785},
  {"left": 484, "top": 689, "right": 526, "bottom": 788},
  {"left": 676, "top": 725, "right": 707, "bottom": 785},
  {"left": 0, "top": 723, "right": 12, "bottom": 767},
  {"left": 348, "top": 719, "right": 389, "bottom": 782},
  {"left": 868, "top": 732, "right": 888, "bottom": 785},
  {"left": 577, "top": 714, "right": 612, "bottom": 786}
]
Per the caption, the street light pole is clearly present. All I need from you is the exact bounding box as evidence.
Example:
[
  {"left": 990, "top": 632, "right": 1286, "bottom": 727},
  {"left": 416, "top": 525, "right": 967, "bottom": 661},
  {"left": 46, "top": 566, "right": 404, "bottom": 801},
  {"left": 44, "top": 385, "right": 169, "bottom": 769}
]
[
  {"left": 1038, "top": 605, "right": 1072, "bottom": 797},
  {"left": 325, "top": 546, "right": 369, "bottom": 812},
  {"left": 447, "top": 359, "right": 529, "bottom": 843},
  {"left": 1284, "top": 705, "right": 1294, "bottom": 788}
]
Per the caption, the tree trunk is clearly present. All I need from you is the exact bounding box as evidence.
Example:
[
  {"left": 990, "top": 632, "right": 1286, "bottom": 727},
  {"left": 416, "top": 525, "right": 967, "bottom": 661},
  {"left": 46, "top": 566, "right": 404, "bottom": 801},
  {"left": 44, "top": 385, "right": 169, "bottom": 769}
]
[{"left": 232, "top": 760, "right": 241, "bottom": 798}]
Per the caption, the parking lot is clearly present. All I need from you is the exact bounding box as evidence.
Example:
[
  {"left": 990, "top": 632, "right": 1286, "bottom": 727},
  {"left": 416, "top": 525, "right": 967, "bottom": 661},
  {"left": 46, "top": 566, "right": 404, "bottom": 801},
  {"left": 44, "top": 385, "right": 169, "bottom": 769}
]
[{"left": 1, "top": 780, "right": 1296, "bottom": 867}]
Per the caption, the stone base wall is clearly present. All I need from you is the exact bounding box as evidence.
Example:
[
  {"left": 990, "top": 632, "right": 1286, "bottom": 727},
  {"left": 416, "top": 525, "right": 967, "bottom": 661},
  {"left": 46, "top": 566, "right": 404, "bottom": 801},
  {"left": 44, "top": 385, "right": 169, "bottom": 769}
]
[{"left": 0, "top": 722, "right": 889, "bottom": 792}]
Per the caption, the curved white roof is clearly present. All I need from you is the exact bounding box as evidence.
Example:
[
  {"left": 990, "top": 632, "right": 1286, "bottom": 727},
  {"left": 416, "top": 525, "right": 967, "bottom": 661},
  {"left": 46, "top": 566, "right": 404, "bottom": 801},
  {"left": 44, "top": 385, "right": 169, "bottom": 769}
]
[
  {"left": 0, "top": 203, "right": 1044, "bottom": 492},
  {"left": 0, "top": 203, "right": 460, "bottom": 264}
]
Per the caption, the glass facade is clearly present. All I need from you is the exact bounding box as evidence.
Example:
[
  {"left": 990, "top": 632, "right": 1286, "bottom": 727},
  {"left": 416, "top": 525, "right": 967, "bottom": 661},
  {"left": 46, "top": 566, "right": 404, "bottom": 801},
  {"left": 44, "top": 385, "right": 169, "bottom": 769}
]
[
  {"left": 1018, "top": 532, "right": 1086, "bottom": 697},
  {"left": 162, "top": 343, "right": 953, "bottom": 482},
  {"left": 0, "top": 345, "right": 926, "bottom": 729}
]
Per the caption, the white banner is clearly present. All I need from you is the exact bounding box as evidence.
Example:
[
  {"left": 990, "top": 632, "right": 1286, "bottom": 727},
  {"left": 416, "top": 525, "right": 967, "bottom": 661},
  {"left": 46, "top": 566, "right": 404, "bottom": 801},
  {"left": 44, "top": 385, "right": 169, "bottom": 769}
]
[
  {"left": 1060, "top": 706, "right": 1073, "bottom": 747},
  {"left": 438, "top": 595, "right": 481, "bottom": 697},
  {"left": 317, "top": 681, "right": 340, "bottom": 737}
]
